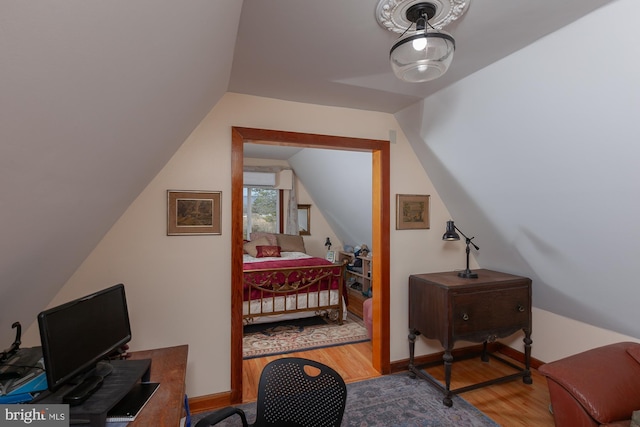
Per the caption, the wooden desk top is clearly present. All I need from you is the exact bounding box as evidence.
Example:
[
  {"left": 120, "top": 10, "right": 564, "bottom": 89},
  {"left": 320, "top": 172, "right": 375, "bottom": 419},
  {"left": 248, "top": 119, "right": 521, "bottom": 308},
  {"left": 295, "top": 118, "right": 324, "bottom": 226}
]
[
  {"left": 128, "top": 345, "right": 188, "bottom": 427},
  {"left": 410, "top": 269, "right": 530, "bottom": 289}
]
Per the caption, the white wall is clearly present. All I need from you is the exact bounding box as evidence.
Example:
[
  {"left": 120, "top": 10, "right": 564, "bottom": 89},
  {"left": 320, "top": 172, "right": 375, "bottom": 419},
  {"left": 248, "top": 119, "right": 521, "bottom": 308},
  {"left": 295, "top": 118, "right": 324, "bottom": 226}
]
[
  {"left": 24, "top": 93, "right": 465, "bottom": 397},
  {"left": 21, "top": 3, "right": 640, "bottom": 400},
  {"left": 23, "top": 74, "right": 637, "bottom": 400},
  {"left": 508, "top": 308, "right": 638, "bottom": 362},
  {"left": 289, "top": 149, "right": 372, "bottom": 249},
  {"left": 397, "top": 0, "right": 640, "bottom": 350},
  {"left": 295, "top": 177, "right": 345, "bottom": 258}
]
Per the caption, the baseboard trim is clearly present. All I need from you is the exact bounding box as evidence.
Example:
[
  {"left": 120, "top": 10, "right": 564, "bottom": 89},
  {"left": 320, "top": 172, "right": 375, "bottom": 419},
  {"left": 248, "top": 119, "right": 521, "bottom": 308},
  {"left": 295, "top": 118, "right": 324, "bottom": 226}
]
[
  {"left": 496, "top": 342, "right": 544, "bottom": 369},
  {"left": 188, "top": 392, "right": 233, "bottom": 414},
  {"left": 390, "top": 342, "right": 544, "bottom": 374}
]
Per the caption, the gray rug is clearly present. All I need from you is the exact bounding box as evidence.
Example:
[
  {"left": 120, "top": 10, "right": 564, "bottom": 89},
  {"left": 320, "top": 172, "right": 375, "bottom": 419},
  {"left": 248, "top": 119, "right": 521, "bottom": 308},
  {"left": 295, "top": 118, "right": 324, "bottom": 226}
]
[{"left": 191, "top": 372, "right": 498, "bottom": 426}]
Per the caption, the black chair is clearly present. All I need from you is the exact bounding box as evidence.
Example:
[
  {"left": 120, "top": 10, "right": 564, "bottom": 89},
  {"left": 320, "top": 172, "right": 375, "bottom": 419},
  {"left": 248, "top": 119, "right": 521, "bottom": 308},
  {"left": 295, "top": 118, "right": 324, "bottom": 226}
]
[{"left": 195, "top": 357, "right": 347, "bottom": 427}]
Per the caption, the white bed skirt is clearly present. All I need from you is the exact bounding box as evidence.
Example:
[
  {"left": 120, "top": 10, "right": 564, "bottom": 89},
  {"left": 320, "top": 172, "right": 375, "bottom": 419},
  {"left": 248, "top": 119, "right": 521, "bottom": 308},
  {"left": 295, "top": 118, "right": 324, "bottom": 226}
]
[{"left": 243, "top": 290, "right": 346, "bottom": 324}]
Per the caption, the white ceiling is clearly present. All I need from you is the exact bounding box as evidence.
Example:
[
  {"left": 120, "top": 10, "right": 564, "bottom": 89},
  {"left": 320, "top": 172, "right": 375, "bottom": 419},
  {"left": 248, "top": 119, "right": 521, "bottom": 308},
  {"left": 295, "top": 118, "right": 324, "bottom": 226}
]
[
  {"left": 242, "top": 0, "right": 614, "bottom": 158},
  {"left": 0, "top": 0, "right": 616, "bottom": 343},
  {"left": 229, "top": 0, "right": 615, "bottom": 113}
]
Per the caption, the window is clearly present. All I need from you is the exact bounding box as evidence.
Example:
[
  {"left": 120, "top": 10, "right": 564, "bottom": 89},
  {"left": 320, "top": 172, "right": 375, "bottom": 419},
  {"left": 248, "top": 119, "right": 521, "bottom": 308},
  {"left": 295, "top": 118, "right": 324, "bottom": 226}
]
[{"left": 243, "top": 187, "right": 281, "bottom": 240}]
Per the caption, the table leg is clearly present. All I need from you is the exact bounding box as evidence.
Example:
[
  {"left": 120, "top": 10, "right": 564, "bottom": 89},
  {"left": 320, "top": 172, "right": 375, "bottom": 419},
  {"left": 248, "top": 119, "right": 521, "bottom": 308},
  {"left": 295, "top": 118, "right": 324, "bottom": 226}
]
[
  {"left": 443, "top": 349, "right": 453, "bottom": 407},
  {"left": 481, "top": 341, "right": 490, "bottom": 362},
  {"left": 408, "top": 328, "right": 418, "bottom": 379},
  {"left": 522, "top": 329, "right": 533, "bottom": 384}
]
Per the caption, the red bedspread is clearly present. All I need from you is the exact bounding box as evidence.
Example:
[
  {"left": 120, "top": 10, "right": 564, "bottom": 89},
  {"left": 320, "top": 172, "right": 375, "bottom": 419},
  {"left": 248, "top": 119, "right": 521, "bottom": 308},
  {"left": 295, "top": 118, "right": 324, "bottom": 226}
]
[
  {"left": 243, "top": 255, "right": 333, "bottom": 271},
  {"left": 243, "top": 256, "right": 345, "bottom": 302}
]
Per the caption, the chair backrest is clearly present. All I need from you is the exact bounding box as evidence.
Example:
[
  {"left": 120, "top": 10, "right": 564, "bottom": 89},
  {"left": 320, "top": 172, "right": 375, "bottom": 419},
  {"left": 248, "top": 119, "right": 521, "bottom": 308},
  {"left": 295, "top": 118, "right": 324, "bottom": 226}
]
[{"left": 254, "top": 357, "right": 347, "bottom": 427}]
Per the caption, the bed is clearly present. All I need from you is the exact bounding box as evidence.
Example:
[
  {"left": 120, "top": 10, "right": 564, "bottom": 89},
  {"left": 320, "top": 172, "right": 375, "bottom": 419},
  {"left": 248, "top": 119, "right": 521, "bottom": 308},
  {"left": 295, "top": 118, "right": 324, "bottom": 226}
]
[{"left": 243, "top": 233, "right": 346, "bottom": 325}]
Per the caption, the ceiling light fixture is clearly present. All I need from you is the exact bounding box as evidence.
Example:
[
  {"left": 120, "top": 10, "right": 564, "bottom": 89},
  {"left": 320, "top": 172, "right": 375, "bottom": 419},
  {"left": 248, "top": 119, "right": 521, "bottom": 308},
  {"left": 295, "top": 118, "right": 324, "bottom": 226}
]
[
  {"left": 376, "top": 0, "right": 470, "bottom": 83},
  {"left": 390, "top": 3, "right": 454, "bottom": 82}
]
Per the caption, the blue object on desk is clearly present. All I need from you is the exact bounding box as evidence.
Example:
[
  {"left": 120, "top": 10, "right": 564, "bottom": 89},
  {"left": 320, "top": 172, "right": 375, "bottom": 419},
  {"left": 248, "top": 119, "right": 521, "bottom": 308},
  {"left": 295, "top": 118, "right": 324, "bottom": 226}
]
[{"left": 0, "top": 371, "right": 48, "bottom": 403}]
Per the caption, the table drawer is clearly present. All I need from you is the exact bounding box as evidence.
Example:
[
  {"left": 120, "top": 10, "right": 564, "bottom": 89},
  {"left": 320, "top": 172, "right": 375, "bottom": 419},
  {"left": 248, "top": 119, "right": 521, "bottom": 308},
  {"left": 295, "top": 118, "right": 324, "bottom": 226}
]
[{"left": 452, "top": 286, "right": 529, "bottom": 338}]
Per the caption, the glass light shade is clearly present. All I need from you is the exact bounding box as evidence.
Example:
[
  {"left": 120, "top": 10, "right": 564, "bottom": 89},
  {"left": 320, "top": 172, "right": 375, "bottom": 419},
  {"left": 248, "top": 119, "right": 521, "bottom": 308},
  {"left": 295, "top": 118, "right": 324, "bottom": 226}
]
[{"left": 390, "top": 30, "right": 455, "bottom": 83}]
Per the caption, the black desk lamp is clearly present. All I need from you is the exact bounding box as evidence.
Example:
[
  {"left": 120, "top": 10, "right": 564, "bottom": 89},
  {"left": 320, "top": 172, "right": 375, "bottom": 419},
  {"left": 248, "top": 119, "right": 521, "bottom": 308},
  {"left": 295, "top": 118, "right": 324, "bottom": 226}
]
[{"left": 442, "top": 220, "right": 479, "bottom": 279}]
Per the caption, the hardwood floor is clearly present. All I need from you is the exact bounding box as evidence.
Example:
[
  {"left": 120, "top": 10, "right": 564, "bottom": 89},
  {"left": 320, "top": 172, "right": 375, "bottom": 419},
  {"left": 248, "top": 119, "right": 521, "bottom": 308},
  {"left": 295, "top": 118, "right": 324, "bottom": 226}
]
[
  {"left": 422, "top": 353, "right": 555, "bottom": 426},
  {"left": 242, "top": 341, "right": 377, "bottom": 402},
  {"left": 243, "top": 341, "right": 555, "bottom": 426}
]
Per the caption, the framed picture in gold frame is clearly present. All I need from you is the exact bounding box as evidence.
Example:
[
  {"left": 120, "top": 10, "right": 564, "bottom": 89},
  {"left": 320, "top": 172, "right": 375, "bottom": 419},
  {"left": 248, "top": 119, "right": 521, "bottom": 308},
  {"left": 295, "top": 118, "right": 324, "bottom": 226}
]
[
  {"left": 297, "top": 204, "right": 311, "bottom": 236},
  {"left": 167, "top": 190, "right": 221, "bottom": 235},
  {"left": 396, "top": 194, "right": 430, "bottom": 230}
]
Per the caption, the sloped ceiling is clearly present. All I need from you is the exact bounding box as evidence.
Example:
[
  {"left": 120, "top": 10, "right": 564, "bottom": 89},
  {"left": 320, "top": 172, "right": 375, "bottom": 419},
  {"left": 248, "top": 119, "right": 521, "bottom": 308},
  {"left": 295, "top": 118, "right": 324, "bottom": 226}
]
[
  {"left": 289, "top": 149, "right": 372, "bottom": 249},
  {"left": 229, "top": 0, "right": 614, "bottom": 112},
  {"left": 0, "top": 0, "right": 619, "bottom": 345},
  {"left": 0, "top": 1, "right": 241, "bottom": 340}
]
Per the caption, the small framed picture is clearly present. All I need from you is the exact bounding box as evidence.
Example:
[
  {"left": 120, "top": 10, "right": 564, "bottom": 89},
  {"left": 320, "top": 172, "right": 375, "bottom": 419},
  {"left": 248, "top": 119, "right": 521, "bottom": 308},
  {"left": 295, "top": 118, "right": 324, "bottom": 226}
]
[
  {"left": 326, "top": 251, "right": 336, "bottom": 263},
  {"left": 167, "top": 190, "right": 221, "bottom": 235},
  {"left": 298, "top": 204, "right": 311, "bottom": 236},
  {"left": 396, "top": 194, "right": 430, "bottom": 230}
]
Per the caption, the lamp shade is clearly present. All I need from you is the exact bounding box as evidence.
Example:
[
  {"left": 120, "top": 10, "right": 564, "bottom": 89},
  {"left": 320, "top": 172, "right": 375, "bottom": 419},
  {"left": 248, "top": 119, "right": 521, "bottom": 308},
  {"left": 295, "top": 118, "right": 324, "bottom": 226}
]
[
  {"left": 390, "top": 29, "right": 455, "bottom": 83},
  {"left": 442, "top": 220, "right": 460, "bottom": 240}
]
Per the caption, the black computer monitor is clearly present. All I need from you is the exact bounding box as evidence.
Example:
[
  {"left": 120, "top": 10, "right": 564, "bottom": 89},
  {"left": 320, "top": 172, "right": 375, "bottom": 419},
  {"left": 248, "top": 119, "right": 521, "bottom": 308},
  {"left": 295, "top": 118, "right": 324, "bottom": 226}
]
[{"left": 37, "top": 284, "right": 132, "bottom": 392}]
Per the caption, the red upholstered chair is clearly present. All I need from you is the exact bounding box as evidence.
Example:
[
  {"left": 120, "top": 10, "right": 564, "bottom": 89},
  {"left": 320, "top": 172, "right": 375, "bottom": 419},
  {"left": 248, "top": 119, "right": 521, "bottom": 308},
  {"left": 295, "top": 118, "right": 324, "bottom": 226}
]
[{"left": 538, "top": 342, "right": 640, "bottom": 427}]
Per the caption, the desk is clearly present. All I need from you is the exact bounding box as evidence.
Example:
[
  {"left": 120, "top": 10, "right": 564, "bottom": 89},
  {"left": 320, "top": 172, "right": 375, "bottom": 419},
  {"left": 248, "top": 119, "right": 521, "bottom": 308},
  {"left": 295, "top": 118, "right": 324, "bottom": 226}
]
[
  {"left": 408, "top": 270, "right": 532, "bottom": 406},
  {"left": 35, "top": 345, "right": 188, "bottom": 426},
  {"left": 128, "top": 345, "right": 188, "bottom": 427}
]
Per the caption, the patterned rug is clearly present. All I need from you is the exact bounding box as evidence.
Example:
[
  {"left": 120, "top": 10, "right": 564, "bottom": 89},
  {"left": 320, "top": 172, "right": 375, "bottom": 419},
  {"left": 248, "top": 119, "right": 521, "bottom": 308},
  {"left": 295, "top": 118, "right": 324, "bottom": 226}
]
[
  {"left": 243, "top": 314, "right": 369, "bottom": 359},
  {"left": 191, "top": 372, "right": 499, "bottom": 426}
]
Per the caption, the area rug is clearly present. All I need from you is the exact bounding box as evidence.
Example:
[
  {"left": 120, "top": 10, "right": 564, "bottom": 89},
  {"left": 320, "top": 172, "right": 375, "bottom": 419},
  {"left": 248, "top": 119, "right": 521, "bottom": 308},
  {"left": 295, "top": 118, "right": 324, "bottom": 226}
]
[
  {"left": 191, "top": 372, "right": 499, "bottom": 426},
  {"left": 243, "top": 314, "right": 369, "bottom": 359}
]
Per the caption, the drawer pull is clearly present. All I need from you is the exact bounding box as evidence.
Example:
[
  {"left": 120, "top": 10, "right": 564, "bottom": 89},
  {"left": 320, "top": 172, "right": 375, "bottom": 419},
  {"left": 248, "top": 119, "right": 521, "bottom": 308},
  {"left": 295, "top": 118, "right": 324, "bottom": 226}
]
[
  {"left": 462, "top": 313, "right": 469, "bottom": 321},
  {"left": 517, "top": 305, "right": 525, "bottom": 312}
]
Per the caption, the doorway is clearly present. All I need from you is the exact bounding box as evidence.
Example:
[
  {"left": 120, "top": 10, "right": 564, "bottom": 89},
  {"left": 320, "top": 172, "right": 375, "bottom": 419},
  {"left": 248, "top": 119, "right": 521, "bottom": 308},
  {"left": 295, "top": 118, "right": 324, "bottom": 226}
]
[{"left": 230, "top": 127, "right": 390, "bottom": 403}]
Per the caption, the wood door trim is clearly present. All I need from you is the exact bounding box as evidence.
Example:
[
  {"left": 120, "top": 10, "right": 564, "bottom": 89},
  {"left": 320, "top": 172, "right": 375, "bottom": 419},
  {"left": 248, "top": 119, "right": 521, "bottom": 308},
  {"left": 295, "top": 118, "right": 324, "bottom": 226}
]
[{"left": 231, "top": 127, "right": 390, "bottom": 403}]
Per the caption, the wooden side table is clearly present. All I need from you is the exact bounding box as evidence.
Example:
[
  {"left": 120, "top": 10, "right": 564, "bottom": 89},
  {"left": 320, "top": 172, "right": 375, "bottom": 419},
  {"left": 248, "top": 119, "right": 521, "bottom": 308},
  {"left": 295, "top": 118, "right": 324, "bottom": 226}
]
[{"left": 408, "top": 269, "right": 532, "bottom": 406}]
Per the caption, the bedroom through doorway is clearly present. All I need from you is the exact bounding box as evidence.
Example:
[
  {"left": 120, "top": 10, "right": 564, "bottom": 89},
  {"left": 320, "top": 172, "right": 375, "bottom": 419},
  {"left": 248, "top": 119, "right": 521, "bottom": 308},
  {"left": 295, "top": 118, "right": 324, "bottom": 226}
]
[{"left": 230, "top": 127, "right": 390, "bottom": 404}]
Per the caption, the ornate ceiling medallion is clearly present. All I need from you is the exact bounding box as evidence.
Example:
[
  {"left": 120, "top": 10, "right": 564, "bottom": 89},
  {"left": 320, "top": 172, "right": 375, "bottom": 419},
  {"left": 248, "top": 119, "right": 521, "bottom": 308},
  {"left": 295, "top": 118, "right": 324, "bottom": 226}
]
[{"left": 376, "top": 0, "right": 470, "bottom": 33}]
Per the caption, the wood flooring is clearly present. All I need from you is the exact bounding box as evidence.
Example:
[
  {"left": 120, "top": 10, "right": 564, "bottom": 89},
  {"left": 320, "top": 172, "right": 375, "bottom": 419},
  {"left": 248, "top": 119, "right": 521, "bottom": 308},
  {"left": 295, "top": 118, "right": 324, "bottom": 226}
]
[{"left": 243, "top": 341, "right": 555, "bottom": 427}]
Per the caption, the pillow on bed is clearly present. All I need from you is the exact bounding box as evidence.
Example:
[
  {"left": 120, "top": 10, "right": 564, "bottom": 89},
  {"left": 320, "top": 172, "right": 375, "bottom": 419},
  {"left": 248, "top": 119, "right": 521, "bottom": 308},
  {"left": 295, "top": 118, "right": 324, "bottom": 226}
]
[
  {"left": 275, "top": 234, "right": 306, "bottom": 253},
  {"left": 249, "top": 232, "right": 278, "bottom": 246},
  {"left": 255, "top": 245, "right": 282, "bottom": 258},
  {"left": 243, "top": 236, "right": 271, "bottom": 257}
]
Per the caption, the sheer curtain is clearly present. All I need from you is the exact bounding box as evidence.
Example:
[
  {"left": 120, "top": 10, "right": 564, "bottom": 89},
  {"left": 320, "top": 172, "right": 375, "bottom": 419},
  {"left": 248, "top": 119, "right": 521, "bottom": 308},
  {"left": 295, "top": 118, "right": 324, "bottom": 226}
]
[{"left": 285, "top": 172, "right": 298, "bottom": 235}]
